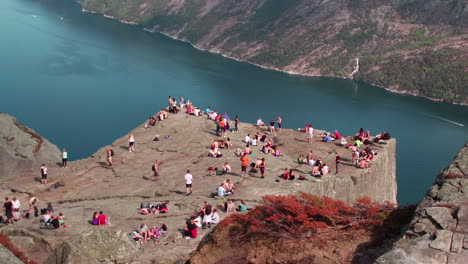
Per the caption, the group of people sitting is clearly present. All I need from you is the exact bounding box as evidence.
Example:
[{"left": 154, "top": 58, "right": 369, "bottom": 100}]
[
  {"left": 184, "top": 201, "right": 220, "bottom": 239},
  {"left": 296, "top": 151, "right": 329, "bottom": 177},
  {"left": 209, "top": 138, "right": 233, "bottom": 157},
  {"left": 138, "top": 201, "right": 169, "bottom": 215},
  {"left": 91, "top": 211, "right": 108, "bottom": 226},
  {"left": 216, "top": 178, "right": 235, "bottom": 197},
  {"left": 241, "top": 133, "right": 280, "bottom": 156},
  {"left": 41, "top": 209, "right": 65, "bottom": 229},
  {"left": 321, "top": 130, "right": 342, "bottom": 143},
  {"left": 130, "top": 222, "right": 168, "bottom": 244}
]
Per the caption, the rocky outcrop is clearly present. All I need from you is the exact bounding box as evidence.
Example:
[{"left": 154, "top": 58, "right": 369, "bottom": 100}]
[
  {"left": 0, "top": 111, "right": 397, "bottom": 263},
  {"left": 43, "top": 229, "right": 140, "bottom": 264},
  {"left": 376, "top": 143, "right": 468, "bottom": 264},
  {"left": 0, "top": 245, "right": 23, "bottom": 264},
  {"left": 79, "top": 0, "right": 468, "bottom": 104},
  {"left": 0, "top": 113, "right": 61, "bottom": 179}
]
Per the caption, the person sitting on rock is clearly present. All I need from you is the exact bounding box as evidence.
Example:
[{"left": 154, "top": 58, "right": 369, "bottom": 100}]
[
  {"left": 157, "top": 222, "right": 168, "bottom": 236},
  {"left": 184, "top": 219, "right": 197, "bottom": 239},
  {"left": 282, "top": 168, "right": 289, "bottom": 180},
  {"left": 144, "top": 117, "right": 157, "bottom": 129},
  {"left": 42, "top": 210, "right": 51, "bottom": 225},
  {"left": 312, "top": 165, "right": 321, "bottom": 177},
  {"left": 130, "top": 230, "right": 144, "bottom": 243},
  {"left": 138, "top": 207, "right": 151, "bottom": 215},
  {"left": 91, "top": 211, "right": 99, "bottom": 225},
  {"left": 244, "top": 134, "right": 252, "bottom": 144},
  {"left": 225, "top": 200, "right": 236, "bottom": 214},
  {"left": 244, "top": 144, "right": 251, "bottom": 155},
  {"left": 58, "top": 213, "right": 65, "bottom": 226},
  {"left": 321, "top": 164, "right": 329, "bottom": 176},
  {"left": 222, "top": 162, "right": 232, "bottom": 173},
  {"left": 210, "top": 209, "right": 220, "bottom": 225},
  {"left": 97, "top": 211, "right": 108, "bottom": 226},
  {"left": 235, "top": 148, "right": 243, "bottom": 157},
  {"left": 149, "top": 227, "right": 161, "bottom": 242},
  {"left": 359, "top": 158, "right": 370, "bottom": 169},
  {"left": 334, "top": 130, "right": 342, "bottom": 140},
  {"left": 224, "top": 178, "right": 235, "bottom": 194},
  {"left": 217, "top": 184, "right": 232, "bottom": 197},
  {"left": 209, "top": 148, "right": 221, "bottom": 158},
  {"left": 298, "top": 154, "right": 306, "bottom": 164},
  {"left": 138, "top": 224, "right": 150, "bottom": 244},
  {"left": 256, "top": 117, "right": 265, "bottom": 126},
  {"left": 288, "top": 169, "right": 296, "bottom": 180}
]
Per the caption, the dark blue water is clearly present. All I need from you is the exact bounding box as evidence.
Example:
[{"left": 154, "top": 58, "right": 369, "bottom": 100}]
[{"left": 1, "top": 0, "right": 467, "bottom": 204}]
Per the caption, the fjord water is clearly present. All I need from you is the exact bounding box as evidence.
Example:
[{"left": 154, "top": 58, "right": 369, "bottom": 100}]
[{"left": 1, "top": 0, "right": 467, "bottom": 204}]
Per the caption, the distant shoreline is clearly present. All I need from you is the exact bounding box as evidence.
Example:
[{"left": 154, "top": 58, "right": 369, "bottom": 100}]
[{"left": 80, "top": 7, "right": 467, "bottom": 107}]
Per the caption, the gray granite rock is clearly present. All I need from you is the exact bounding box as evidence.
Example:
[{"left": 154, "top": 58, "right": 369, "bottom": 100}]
[
  {"left": 426, "top": 207, "right": 456, "bottom": 230},
  {"left": 430, "top": 230, "right": 453, "bottom": 252},
  {"left": 451, "top": 233, "right": 464, "bottom": 253}
]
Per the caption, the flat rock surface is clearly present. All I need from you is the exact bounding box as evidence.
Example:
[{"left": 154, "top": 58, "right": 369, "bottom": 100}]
[{"left": 0, "top": 111, "right": 396, "bottom": 263}]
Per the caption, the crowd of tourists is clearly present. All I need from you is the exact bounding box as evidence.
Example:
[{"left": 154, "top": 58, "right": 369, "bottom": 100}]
[{"left": 4, "top": 95, "right": 392, "bottom": 245}]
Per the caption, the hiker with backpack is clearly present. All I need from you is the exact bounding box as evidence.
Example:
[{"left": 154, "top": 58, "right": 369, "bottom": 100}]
[{"left": 106, "top": 147, "right": 114, "bottom": 166}]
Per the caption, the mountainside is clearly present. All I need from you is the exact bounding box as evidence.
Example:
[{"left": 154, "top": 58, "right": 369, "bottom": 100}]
[{"left": 79, "top": 0, "right": 468, "bottom": 104}]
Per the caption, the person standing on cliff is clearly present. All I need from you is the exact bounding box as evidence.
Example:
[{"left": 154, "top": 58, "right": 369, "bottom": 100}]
[
  {"left": 185, "top": 170, "right": 193, "bottom": 196},
  {"left": 234, "top": 115, "right": 240, "bottom": 132},
  {"left": 307, "top": 124, "right": 314, "bottom": 143},
  {"left": 240, "top": 153, "right": 250, "bottom": 177},
  {"left": 40, "top": 164, "right": 48, "bottom": 184},
  {"left": 269, "top": 119, "right": 276, "bottom": 137},
  {"left": 335, "top": 152, "right": 341, "bottom": 174},
  {"left": 106, "top": 147, "right": 113, "bottom": 167},
  {"left": 61, "top": 148, "right": 68, "bottom": 168},
  {"left": 128, "top": 134, "right": 135, "bottom": 152},
  {"left": 152, "top": 160, "right": 160, "bottom": 181},
  {"left": 277, "top": 116, "right": 282, "bottom": 132}
]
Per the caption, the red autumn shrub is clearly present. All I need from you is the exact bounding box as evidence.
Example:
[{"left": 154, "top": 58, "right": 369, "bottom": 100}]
[
  {"left": 222, "top": 193, "right": 399, "bottom": 238},
  {"left": 0, "top": 233, "right": 39, "bottom": 264}
]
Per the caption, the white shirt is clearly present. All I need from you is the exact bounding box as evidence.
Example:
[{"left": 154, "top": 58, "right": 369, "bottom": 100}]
[
  {"left": 11, "top": 199, "right": 20, "bottom": 209},
  {"left": 185, "top": 173, "right": 193, "bottom": 184},
  {"left": 194, "top": 109, "right": 200, "bottom": 116},
  {"left": 245, "top": 135, "right": 251, "bottom": 143},
  {"left": 211, "top": 212, "right": 220, "bottom": 224},
  {"left": 308, "top": 127, "right": 314, "bottom": 136},
  {"left": 256, "top": 119, "right": 262, "bottom": 126},
  {"left": 43, "top": 214, "right": 51, "bottom": 223}
]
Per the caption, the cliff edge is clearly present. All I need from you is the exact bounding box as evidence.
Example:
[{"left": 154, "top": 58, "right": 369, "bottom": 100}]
[
  {"left": 377, "top": 143, "right": 468, "bottom": 264},
  {"left": 0, "top": 111, "right": 397, "bottom": 263},
  {"left": 0, "top": 113, "right": 61, "bottom": 180}
]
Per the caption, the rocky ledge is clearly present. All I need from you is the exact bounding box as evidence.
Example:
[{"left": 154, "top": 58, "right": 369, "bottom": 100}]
[
  {"left": 0, "top": 113, "right": 61, "bottom": 180},
  {"left": 377, "top": 143, "right": 468, "bottom": 264},
  {"left": 0, "top": 111, "right": 397, "bottom": 263}
]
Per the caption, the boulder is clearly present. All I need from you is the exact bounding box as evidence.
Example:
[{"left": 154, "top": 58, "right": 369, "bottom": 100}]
[
  {"left": 43, "top": 229, "right": 140, "bottom": 264},
  {"left": 429, "top": 230, "right": 453, "bottom": 253},
  {"left": 426, "top": 207, "right": 456, "bottom": 230}
]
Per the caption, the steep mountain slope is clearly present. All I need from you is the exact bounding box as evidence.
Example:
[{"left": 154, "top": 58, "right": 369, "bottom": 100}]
[{"left": 80, "top": 0, "right": 467, "bottom": 104}]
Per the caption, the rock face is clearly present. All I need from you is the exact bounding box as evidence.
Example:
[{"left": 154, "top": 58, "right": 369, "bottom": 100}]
[
  {"left": 79, "top": 0, "right": 468, "bottom": 104},
  {"left": 0, "top": 245, "right": 23, "bottom": 264},
  {"left": 376, "top": 143, "right": 468, "bottom": 264},
  {"left": 0, "top": 111, "right": 397, "bottom": 263},
  {"left": 0, "top": 113, "right": 61, "bottom": 180},
  {"left": 44, "top": 230, "right": 139, "bottom": 264}
]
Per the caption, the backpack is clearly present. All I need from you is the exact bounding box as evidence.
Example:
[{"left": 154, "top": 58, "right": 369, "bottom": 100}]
[{"left": 110, "top": 149, "right": 115, "bottom": 156}]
